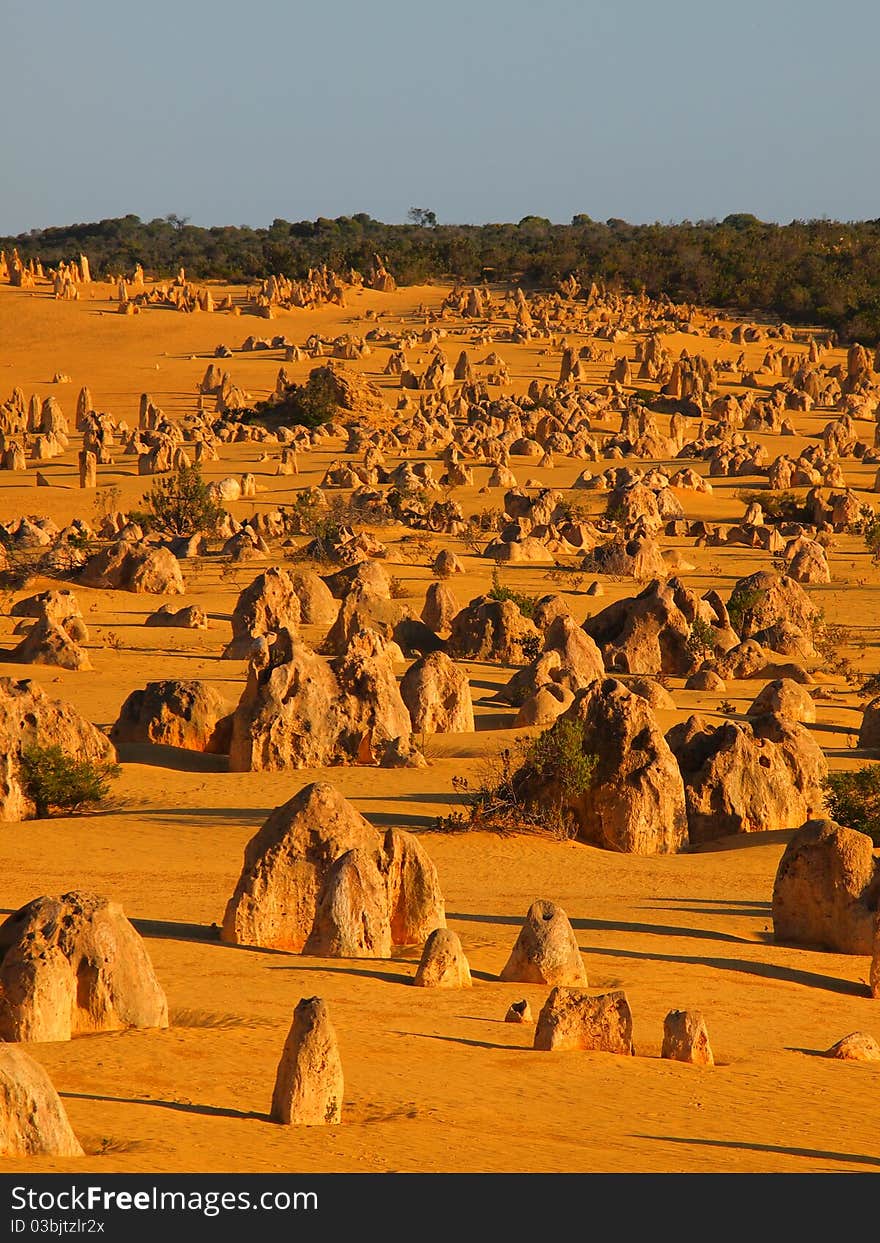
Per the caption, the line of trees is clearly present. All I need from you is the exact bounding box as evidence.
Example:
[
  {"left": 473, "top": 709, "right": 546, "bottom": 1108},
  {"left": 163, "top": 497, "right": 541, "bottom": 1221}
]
[{"left": 6, "top": 211, "right": 880, "bottom": 342}]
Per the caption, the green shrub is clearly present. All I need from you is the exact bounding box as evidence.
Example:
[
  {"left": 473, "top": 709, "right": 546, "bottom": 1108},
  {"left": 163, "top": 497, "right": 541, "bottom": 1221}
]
[
  {"left": 0, "top": 546, "right": 45, "bottom": 592},
  {"left": 604, "top": 502, "right": 626, "bottom": 526},
  {"left": 863, "top": 516, "right": 880, "bottom": 562},
  {"left": 143, "top": 464, "right": 223, "bottom": 537},
  {"left": 686, "top": 616, "right": 716, "bottom": 659},
  {"left": 726, "top": 583, "right": 765, "bottom": 636},
  {"left": 437, "top": 717, "right": 596, "bottom": 839},
  {"left": 288, "top": 493, "right": 369, "bottom": 563},
  {"left": 859, "top": 672, "right": 880, "bottom": 699},
  {"left": 737, "top": 489, "right": 806, "bottom": 523},
  {"left": 18, "top": 743, "right": 121, "bottom": 818},
  {"left": 243, "top": 369, "right": 338, "bottom": 430},
  {"left": 489, "top": 566, "right": 538, "bottom": 619},
  {"left": 823, "top": 766, "right": 880, "bottom": 844},
  {"left": 523, "top": 717, "right": 598, "bottom": 806}
]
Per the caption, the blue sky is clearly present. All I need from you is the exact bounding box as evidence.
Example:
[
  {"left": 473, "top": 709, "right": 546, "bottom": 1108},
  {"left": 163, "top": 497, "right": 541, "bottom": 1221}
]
[{"left": 3, "top": 0, "right": 879, "bottom": 234}]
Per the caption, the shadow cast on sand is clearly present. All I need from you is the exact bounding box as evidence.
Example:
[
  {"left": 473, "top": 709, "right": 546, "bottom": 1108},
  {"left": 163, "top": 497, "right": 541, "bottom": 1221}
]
[
  {"left": 473, "top": 711, "right": 517, "bottom": 730},
  {"left": 362, "top": 811, "right": 438, "bottom": 831},
  {"left": 130, "top": 921, "right": 296, "bottom": 958},
  {"left": 645, "top": 897, "right": 770, "bottom": 910},
  {"left": 685, "top": 828, "right": 795, "bottom": 853},
  {"left": 586, "top": 945, "right": 868, "bottom": 997},
  {"left": 633, "top": 1133, "right": 880, "bottom": 1169},
  {"left": 62, "top": 1091, "right": 269, "bottom": 1124},
  {"left": 645, "top": 900, "right": 771, "bottom": 920},
  {"left": 131, "top": 918, "right": 220, "bottom": 944},
  {"left": 83, "top": 805, "right": 268, "bottom": 824},
  {"left": 358, "top": 791, "right": 467, "bottom": 806},
  {"left": 391, "top": 1031, "right": 516, "bottom": 1053},
  {"left": 113, "top": 743, "right": 229, "bottom": 773},
  {"left": 449, "top": 911, "right": 761, "bottom": 947},
  {"left": 266, "top": 962, "right": 410, "bottom": 986}
]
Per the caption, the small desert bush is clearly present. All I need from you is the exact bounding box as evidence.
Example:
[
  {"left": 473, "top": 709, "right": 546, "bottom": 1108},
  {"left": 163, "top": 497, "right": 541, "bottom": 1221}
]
[
  {"left": 241, "top": 369, "right": 337, "bottom": 430},
  {"left": 726, "top": 583, "right": 765, "bottom": 636},
  {"left": 846, "top": 502, "right": 878, "bottom": 539},
  {"left": 554, "top": 498, "right": 591, "bottom": 525},
  {"left": 863, "top": 516, "right": 880, "bottom": 562},
  {"left": 526, "top": 717, "right": 598, "bottom": 805},
  {"left": 437, "top": 717, "right": 597, "bottom": 839},
  {"left": 604, "top": 502, "right": 626, "bottom": 527},
  {"left": 686, "top": 616, "right": 716, "bottom": 659},
  {"left": 18, "top": 743, "right": 121, "bottom": 818},
  {"left": 823, "top": 766, "right": 880, "bottom": 845},
  {"left": 388, "top": 575, "right": 409, "bottom": 600},
  {"left": 858, "top": 671, "right": 880, "bottom": 699},
  {"left": 398, "top": 535, "right": 439, "bottom": 566},
  {"left": 489, "top": 566, "right": 539, "bottom": 619},
  {"left": 92, "top": 483, "right": 122, "bottom": 521},
  {"left": 288, "top": 493, "right": 363, "bottom": 564},
  {"left": 544, "top": 564, "right": 587, "bottom": 592},
  {"left": 813, "top": 619, "right": 862, "bottom": 688},
  {"left": 460, "top": 507, "right": 503, "bottom": 554},
  {"left": 143, "top": 464, "right": 224, "bottom": 537},
  {"left": 737, "top": 489, "right": 806, "bottom": 523}
]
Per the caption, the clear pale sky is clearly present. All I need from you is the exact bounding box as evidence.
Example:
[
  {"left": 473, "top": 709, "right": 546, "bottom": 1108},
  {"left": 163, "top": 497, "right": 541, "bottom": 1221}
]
[{"left": 3, "top": 0, "right": 879, "bottom": 235}]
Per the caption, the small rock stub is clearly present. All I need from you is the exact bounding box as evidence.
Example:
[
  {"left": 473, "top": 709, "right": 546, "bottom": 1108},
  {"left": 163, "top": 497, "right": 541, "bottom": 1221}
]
[
  {"left": 413, "top": 928, "right": 471, "bottom": 988},
  {"left": 824, "top": 1032, "right": 880, "bottom": 1062},
  {"left": 533, "top": 988, "right": 635, "bottom": 1054},
  {"left": 661, "top": 1009, "right": 714, "bottom": 1066}
]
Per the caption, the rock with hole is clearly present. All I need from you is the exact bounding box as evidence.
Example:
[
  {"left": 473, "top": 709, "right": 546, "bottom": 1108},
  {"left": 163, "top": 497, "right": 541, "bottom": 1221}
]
[{"left": 499, "top": 900, "right": 587, "bottom": 986}]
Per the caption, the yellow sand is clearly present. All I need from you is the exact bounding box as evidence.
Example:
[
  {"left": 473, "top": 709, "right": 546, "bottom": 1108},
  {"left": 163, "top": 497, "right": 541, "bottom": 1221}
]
[{"left": 0, "top": 278, "right": 878, "bottom": 1173}]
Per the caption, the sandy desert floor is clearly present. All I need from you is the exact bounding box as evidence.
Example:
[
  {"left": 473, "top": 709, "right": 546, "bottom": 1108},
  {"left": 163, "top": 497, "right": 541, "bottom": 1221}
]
[{"left": 0, "top": 276, "right": 878, "bottom": 1173}]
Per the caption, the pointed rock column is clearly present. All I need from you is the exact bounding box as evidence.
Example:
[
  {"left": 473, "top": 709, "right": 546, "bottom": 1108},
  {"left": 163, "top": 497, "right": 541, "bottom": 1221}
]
[{"left": 270, "top": 997, "right": 344, "bottom": 1125}]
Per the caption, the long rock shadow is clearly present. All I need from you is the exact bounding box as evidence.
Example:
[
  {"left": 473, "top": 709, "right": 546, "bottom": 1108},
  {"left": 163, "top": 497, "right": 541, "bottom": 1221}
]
[
  {"left": 113, "top": 743, "right": 229, "bottom": 773},
  {"left": 808, "top": 721, "right": 860, "bottom": 737},
  {"left": 122, "top": 806, "right": 270, "bottom": 823},
  {"left": 633, "top": 1133, "right": 880, "bottom": 1169},
  {"left": 474, "top": 712, "right": 515, "bottom": 731},
  {"left": 647, "top": 903, "right": 771, "bottom": 919},
  {"left": 130, "top": 923, "right": 294, "bottom": 958},
  {"left": 61, "top": 1091, "right": 268, "bottom": 1123},
  {"left": 686, "top": 828, "right": 795, "bottom": 853},
  {"left": 448, "top": 911, "right": 759, "bottom": 946},
  {"left": 586, "top": 945, "right": 868, "bottom": 997},
  {"left": 362, "top": 811, "right": 438, "bottom": 831},
  {"left": 391, "top": 1030, "right": 516, "bottom": 1053},
  {"left": 647, "top": 897, "right": 770, "bottom": 909},
  {"left": 358, "top": 792, "right": 468, "bottom": 806},
  {"left": 266, "top": 963, "right": 410, "bottom": 986},
  {"left": 469, "top": 678, "right": 506, "bottom": 692},
  {"left": 131, "top": 918, "right": 220, "bottom": 944}
]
